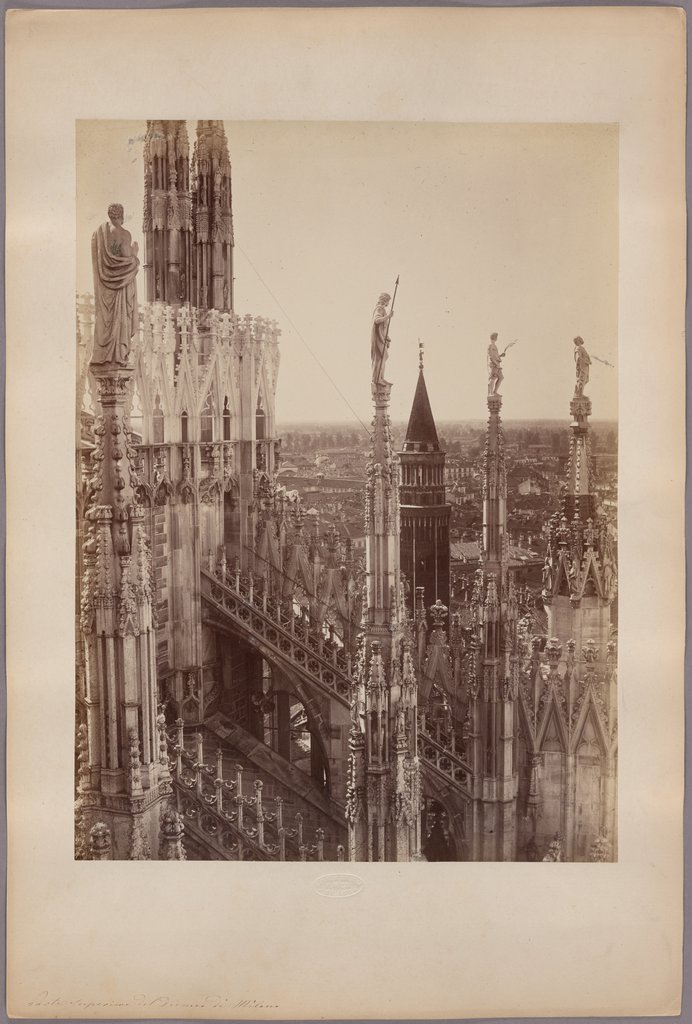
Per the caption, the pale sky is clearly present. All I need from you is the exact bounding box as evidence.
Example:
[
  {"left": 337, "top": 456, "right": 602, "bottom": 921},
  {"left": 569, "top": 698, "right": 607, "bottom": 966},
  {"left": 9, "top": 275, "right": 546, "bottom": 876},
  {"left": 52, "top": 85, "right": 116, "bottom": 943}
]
[{"left": 77, "top": 120, "right": 618, "bottom": 425}]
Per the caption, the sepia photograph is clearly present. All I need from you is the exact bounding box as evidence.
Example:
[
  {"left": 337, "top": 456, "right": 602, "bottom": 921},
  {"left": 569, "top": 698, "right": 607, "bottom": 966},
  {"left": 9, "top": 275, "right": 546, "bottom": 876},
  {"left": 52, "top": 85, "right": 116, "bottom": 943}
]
[
  {"left": 75, "top": 119, "right": 618, "bottom": 863},
  {"left": 7, "top": 7, "right": 685, "bottom": 1018}
]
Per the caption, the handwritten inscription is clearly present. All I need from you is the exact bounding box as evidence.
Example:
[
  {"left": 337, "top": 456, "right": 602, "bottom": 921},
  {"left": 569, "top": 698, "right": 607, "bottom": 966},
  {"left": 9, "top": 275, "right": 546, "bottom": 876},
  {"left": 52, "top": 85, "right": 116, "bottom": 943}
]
[
  {"left": 27, "top": 992, "right": 279, "bottom": 1012},
  {"left": 314, "top": 872, "right": 364, "bottom": 898}
]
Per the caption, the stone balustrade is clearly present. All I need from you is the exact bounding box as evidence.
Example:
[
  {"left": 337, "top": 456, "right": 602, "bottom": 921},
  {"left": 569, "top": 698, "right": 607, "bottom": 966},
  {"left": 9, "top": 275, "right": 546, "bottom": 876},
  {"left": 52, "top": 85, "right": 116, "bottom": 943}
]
[
  {"left": 201, "top": 567, "right": 353, "bottom": 706},
  {"left": 168, "top": 722, "right": 343, "bottom": 862}
]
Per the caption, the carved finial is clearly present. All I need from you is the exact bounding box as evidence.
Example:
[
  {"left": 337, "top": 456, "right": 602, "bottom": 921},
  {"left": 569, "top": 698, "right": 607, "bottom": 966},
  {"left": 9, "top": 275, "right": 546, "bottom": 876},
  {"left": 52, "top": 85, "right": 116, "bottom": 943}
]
[
  {"left": 544, "top": 637, "right": 563, "bottom": 670},
  {"left": 128, "top": 726, "right": 143, "bottom": 795},
  {"left": 157, "top": 709, "right": 169, "bottom": 766},
  {"left": 324, "top": 525, "right": 340, "bottom": 555},
  {"left": 582, "top": 639, "right": 599, "bottom": 664},
  {"left": 542, "top": 832, "right": 564, "bottom": 862},
  {"left": 429, "top": 598, "right": 448, "bottom": 630},
  {"left": 418, "top": 339, "right": 424, "bottom": 371},
  {"left": 159, "top": 805, "right": 187, "bottom": 860},
  {"left": 76, "top": 723, "right": 90, "bottom": 792},
  {"left": 89, "top": 821, "right": 112, "bottom": 860},
  {"left": 589, "top": 827, "right": 611, "bottom": 862}
]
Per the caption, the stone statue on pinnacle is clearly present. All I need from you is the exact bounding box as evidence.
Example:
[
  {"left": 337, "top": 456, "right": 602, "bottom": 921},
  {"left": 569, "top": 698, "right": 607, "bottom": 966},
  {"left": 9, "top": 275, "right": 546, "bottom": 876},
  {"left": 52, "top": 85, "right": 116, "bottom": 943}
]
[
  {"left": 487, "top": 333, "right": 516, "bottom": 396},
  {"left": 573, "top": 336, "right": 591, "bottom": 397},
  {"left": 91, "top": 204, "right": 140, "bottom": 366},
  {"left": 371, "top": 277, "right": 399, "bottom": 387}
]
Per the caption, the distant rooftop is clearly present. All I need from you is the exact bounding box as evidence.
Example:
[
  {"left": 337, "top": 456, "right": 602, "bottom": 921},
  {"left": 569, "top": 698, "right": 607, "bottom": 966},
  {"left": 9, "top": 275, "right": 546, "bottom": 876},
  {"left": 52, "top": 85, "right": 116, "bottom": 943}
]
[{"left": 450, "top": 541, "right": 542, "bottom": 563}]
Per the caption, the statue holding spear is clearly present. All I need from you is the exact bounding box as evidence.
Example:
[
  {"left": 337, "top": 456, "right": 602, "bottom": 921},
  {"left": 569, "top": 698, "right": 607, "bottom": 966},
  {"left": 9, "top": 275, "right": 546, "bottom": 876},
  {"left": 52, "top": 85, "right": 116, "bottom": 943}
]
[{"left": 371, "top": 276, "right": 399, "bottom": 386}]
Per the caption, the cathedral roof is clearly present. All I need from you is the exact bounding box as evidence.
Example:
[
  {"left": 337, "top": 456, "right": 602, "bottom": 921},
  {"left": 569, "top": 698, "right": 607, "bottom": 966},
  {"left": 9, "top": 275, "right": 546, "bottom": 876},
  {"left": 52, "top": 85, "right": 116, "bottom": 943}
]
[{"left": 402, "top": 369, "right": 440, "bottom": 453}]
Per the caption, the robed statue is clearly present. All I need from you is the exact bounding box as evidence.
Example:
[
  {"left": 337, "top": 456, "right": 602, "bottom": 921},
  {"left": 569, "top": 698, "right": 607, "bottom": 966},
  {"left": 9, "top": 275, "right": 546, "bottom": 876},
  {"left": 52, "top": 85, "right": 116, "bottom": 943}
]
[
  {"left": 91, "top": 204, "right": 140, "bottom": 366},
  {"left": 371, "top": 292, "right": 393, "bottom": 385},
  {"left": 573, "top": 336, "right": 591, "bottom": 396}
]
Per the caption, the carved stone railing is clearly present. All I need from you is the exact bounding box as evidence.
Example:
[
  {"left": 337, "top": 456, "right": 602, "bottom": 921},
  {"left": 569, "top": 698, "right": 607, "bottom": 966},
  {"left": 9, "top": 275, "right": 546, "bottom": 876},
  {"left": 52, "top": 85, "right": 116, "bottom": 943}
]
[
  {"left": 138, "top": 301, "right": 281, "bottom": 354},
  {"left": 169, "top": 725, "right": 344, "bottom": 862},
  {"left": 418, "top": 727, "right": 473, "bottom": 797},
  {"left": 77, "top": 295, "right": 281, "bottom": 350},
  {"left": 200, "top": 567, "right": 352, "bottom": 707},
  {"left": 418, "top": 709, "right": 465, "bottom": 754},
  {"left": 202, "top": 568, "right": 474, "bottom": 802}
]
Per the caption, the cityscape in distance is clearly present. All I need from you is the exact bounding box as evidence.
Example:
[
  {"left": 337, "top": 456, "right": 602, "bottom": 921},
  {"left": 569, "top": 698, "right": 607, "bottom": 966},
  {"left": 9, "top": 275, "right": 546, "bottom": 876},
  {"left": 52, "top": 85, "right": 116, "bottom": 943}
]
[{"left": 276, "top": 416, "right": 617, "bottom": 618}]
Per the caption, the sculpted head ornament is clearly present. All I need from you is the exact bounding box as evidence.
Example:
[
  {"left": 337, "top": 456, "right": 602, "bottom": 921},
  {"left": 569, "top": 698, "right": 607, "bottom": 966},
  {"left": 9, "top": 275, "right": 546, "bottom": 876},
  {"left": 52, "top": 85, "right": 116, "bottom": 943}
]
[{"left": 108, "top": 203, "right": 125, "bottom": 223}]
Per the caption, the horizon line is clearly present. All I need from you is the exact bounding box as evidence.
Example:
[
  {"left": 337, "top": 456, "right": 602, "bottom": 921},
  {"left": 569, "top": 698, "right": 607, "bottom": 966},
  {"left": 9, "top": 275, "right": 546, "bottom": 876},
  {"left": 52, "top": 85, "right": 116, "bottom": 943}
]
[{"left": 277, "top": 417, "right": 619, "bottom": 426}]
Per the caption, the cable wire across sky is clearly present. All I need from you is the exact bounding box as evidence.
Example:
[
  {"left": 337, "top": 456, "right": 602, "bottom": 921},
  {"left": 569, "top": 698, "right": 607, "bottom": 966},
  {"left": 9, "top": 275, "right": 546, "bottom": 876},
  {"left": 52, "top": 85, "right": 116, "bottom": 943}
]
[{"left": 237, "top": 244, "right": 372, "bottom": 437}]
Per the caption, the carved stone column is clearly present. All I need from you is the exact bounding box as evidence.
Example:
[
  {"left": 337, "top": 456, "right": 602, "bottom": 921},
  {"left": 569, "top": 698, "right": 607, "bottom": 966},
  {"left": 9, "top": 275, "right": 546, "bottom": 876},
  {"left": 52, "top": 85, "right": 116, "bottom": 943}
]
[
  {"left": 564, "top": 752, "right": 576, "bottom": 861},
  {"left": 346, "top": 709, "right": 367, "bottom": 861},
  {"left": 79, "top": 366, "right": 169, "bottom": 857}
]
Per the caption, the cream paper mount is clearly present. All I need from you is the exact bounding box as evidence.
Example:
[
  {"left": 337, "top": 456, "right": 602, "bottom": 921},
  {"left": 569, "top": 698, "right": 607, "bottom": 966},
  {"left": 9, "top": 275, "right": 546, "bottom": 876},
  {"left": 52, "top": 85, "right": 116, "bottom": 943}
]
[{"left": 5, "top": 6, "right": 686, "bottom": 1020}]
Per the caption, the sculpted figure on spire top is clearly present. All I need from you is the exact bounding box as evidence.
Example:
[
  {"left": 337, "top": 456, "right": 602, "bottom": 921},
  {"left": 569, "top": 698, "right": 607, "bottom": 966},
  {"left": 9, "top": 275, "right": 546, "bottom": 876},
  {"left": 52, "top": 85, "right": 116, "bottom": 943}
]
[
  {"left": 573, "top": 336, "right": 591, "bottom": 397},
  {"left": 371, "top": 292, "right": 393, "bottom": 386},
  {"left": 91, "top": 204, "right": 139, "bottom": 366},
  {"left": 487, "top": 333, "right": 516, "bottom": 396},
  {"left": 487, "top": 333, "right": 504, "bottom": 395}
]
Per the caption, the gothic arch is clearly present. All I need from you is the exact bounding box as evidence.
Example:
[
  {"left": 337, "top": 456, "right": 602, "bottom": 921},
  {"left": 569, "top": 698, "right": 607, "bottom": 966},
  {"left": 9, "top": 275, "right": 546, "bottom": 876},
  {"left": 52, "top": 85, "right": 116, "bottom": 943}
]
[
  {"left": 199, "top": 348, "right": 222, "bottom": 414},
  {"left": 200, "top": 388, "right": 216, "bottom": 443},
  {"left": 420, "top": 769, "right": 469, "bottom": 861},
  {"left": 175, "top": 350, "right": 197, "bottom": 419},
  {"left": 517, "top": 691, "right": 537, "bottom": 750},
  {"left": 537, "top": 699, "right": 569, "bottom": 753},
  {"left": 272, "top": 669, "right": 333, "bottom": 794},
  {"left": 571, "top": 696, "right": 609, "bottom": 756},
  {"left": 420, "top": 643, "right": 454, "bottom": 704},
  {"left": 576, "top": 550, "right": 604, "bottom": 600},
  {"left": 573, "top": 712, "right": 606, "bottom": 859}
]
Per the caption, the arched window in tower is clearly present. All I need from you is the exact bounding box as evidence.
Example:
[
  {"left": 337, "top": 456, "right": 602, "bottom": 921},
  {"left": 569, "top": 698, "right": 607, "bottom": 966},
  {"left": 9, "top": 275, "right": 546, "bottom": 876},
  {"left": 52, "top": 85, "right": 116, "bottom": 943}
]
[
  {"left": 152, "top": 394, "right": 164, "bottom": 445},
  {"left": 181, "top": 410, "right": 189, "bottom": 444},
  {"left": 200, "top": 391, "right": 215, "bottom": 444},
  {"left": 255, "top": 393, "right": 266, "bottom": 440},
  {"left": 223, "top": 396, "right": 231, "bottom": 441}
]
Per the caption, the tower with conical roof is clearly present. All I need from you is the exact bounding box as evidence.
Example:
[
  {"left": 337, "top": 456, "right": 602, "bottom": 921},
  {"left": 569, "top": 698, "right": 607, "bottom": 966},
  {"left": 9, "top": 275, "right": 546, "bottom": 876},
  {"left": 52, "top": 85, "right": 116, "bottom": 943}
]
[{"left": 399, "top": 344, "right": 451, "bottom": 620}]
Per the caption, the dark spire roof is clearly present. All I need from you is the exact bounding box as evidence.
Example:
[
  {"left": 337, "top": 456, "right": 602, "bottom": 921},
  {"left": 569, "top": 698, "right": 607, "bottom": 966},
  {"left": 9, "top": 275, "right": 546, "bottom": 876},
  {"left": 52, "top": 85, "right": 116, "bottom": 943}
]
[{"left": 403, "top": 369, "right": 440, "bottom": 452}]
